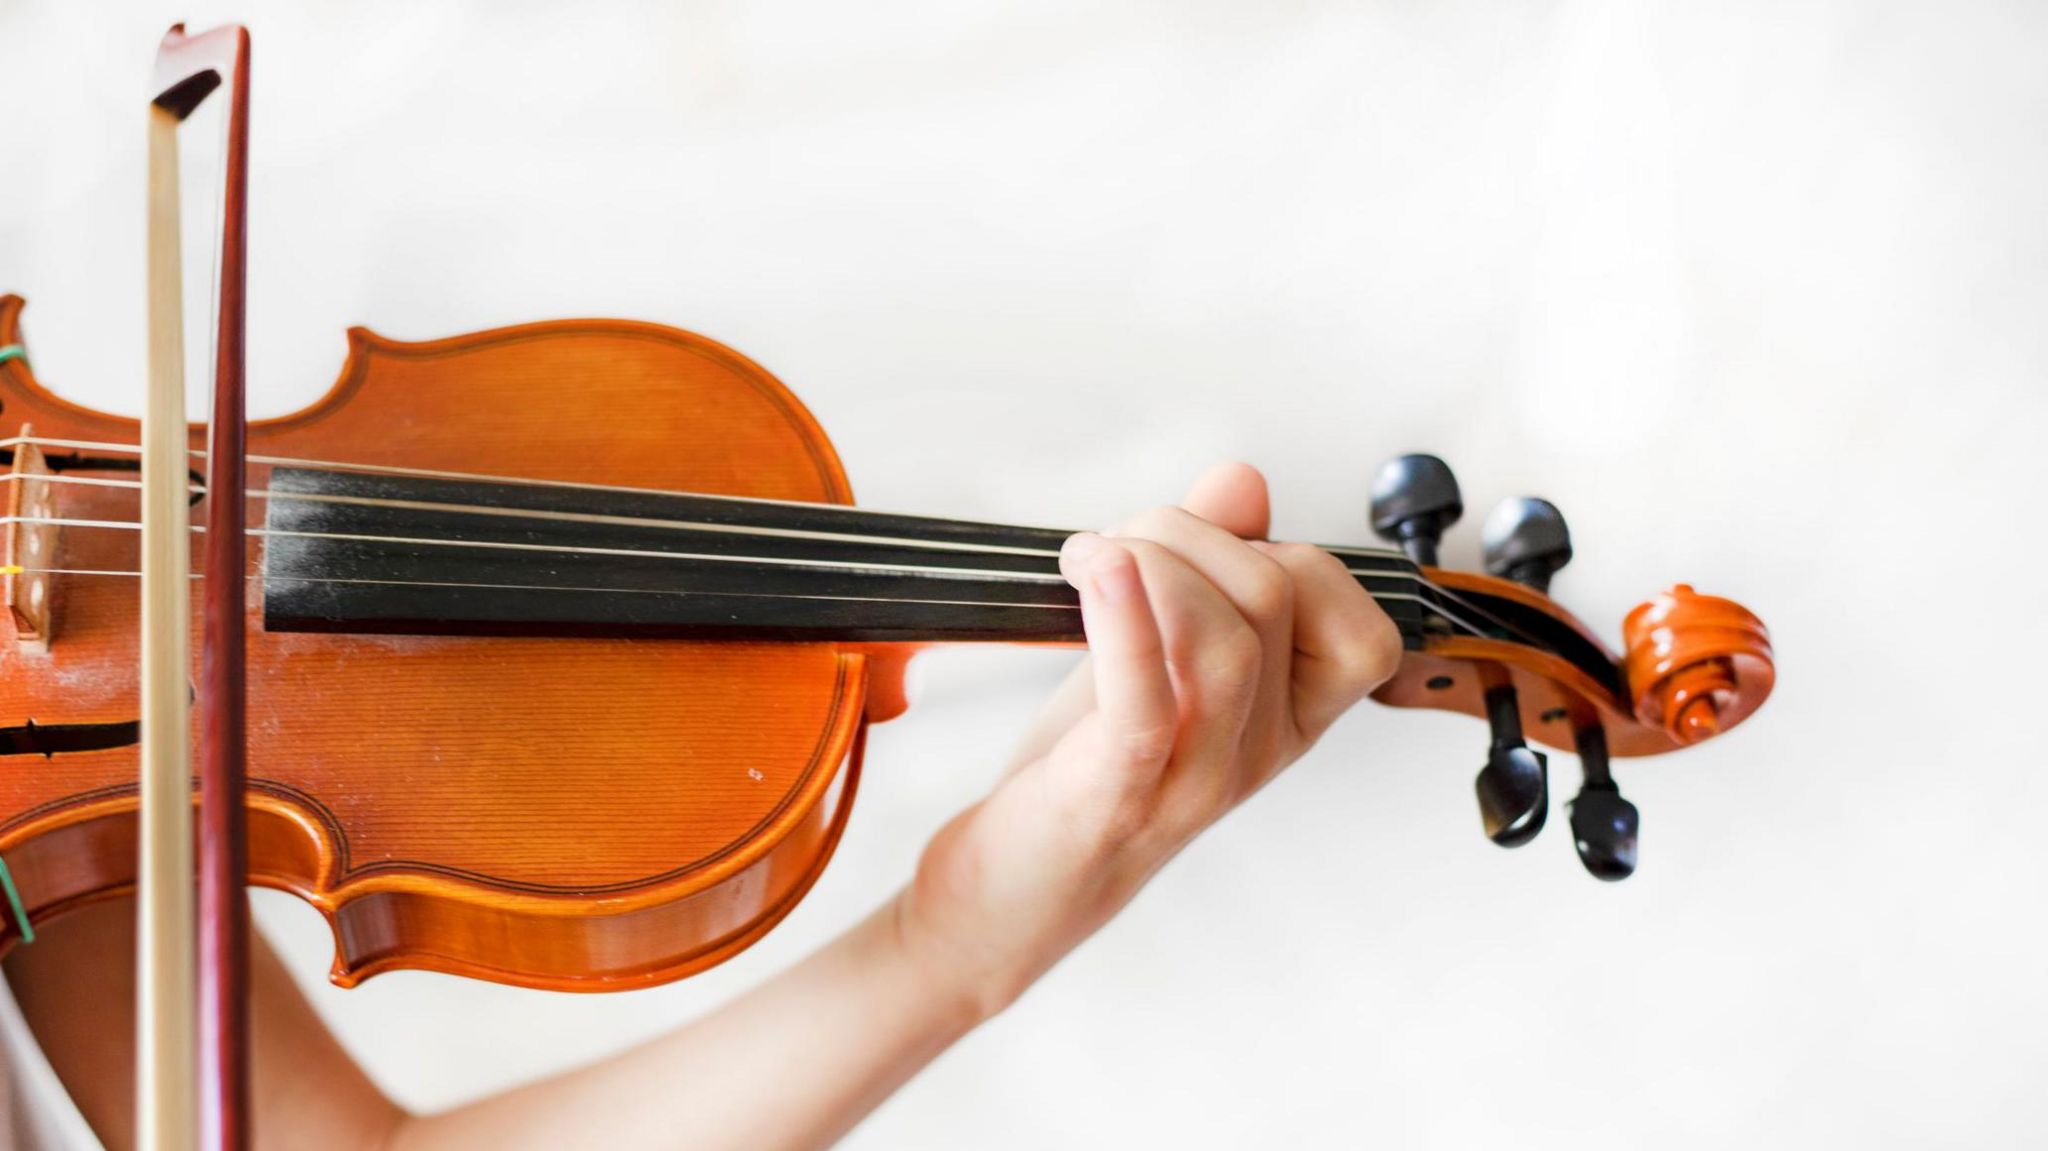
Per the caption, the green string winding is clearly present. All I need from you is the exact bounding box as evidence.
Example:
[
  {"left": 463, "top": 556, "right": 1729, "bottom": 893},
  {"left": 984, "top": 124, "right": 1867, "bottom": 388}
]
[
  {"left": 0, "top": 347, "right": 29, "bottom": 938},
  {"left": 0, "top": 853, "right": 31, "bottom": 945}
]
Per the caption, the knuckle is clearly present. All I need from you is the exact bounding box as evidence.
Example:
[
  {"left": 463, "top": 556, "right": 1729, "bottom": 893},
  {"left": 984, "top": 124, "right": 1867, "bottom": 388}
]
[
  {"left": 1270, "top": 541, "right": 1327, "bottom": 568},
  {"left": 1113, "top": 536, "right": 1167, "bottom": 568},
  {"left": 1307, "top": 546, "right": 1370, "bottom": 598},
  {"left": 1239, "top": 555, "right": 1292, "bottom": 624},
  {"left": 1207, "top": 622, "right": 1265, "bottom": 693},
  {"left": 1305, "top": 545, "right": 1355, "bottom": 581},
  {"left": 1343, "top": 608, "right": 1404, "bottom": 691},
  {"left": 1123, "top": 504, "right": 1190, "bottom": 540}
]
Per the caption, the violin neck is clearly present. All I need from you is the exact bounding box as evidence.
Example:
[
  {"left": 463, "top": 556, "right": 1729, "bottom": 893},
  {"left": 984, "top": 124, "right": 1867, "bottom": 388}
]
[{"left": 258, "top": 467, "right": 1429, "bottom": 646}]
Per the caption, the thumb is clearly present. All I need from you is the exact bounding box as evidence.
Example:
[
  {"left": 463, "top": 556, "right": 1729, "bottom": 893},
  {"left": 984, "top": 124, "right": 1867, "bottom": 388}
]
[{"left": 1180, "top": 461, "right": 1270, "bottom": 540}]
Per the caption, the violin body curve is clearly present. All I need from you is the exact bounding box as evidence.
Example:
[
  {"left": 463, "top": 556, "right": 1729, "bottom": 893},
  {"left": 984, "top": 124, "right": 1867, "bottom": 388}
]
[{"left": 0, "top": 294, "right": 881, "bottom": 991}]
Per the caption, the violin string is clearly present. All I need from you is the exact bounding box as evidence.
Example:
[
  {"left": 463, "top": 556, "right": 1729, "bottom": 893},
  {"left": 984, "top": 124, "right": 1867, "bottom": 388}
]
[
  {"left": 0, "top": 512, "right": 1479, "bottom": 642},
  {"left": 0, "top": 564, "right": 1441, "bottom": 620},
  {"left": 2, "top": 477, "right": 1064, "bottom": 557},
  {"left": 0, "top": 561, "right": 1486, "bottom": 642},
  {"left": 267, "top": 573, "right": 1092, "bottom": 612},
  {"left": 1, "top": 478, "right": 1423, "bottom": 572},
  {"left": 0, "top": 439, "right": 1520, "bottom": 644},
  {"left": 1412, "top": 581, "right": 1551, "bottom": 652},
  {"left": 252, "top": 527, "right": 1067, "bottom": 581},
  {"left": 0, "top": 473, "right": 155, "bottom": 491},
  {"left": 9, "top": 566, "right": 174, "bottom": 579},
  {"left": 1412, "top": 593, "right": 1494, "bottom": 645},
  {"left": 8, "top": 486, "right": 1067, "bottom": 558},
  {"left": 0, "top": 488, "right": 1426, "bottom": 587},
  {"left": 0, "top": 434, "right": 1409, "bottom": 564},
  {"left": 0, "top": 513, "right": 1429, "bottom": 592}
]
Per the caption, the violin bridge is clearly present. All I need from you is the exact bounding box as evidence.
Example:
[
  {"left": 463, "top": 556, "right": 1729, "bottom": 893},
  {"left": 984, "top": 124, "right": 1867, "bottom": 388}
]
[{"left": 4, "top": 430, "right": 57, "bottom": 651}]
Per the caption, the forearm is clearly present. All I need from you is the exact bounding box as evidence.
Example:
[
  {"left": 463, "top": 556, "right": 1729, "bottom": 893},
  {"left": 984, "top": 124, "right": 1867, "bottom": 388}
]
[{"left": 388, "top": 893, "right": 986, "bottom": 1151}]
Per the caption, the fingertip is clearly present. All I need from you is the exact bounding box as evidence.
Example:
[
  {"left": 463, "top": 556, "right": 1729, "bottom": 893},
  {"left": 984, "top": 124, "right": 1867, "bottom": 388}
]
[
  {"left": 1201, "top": 459, "right": 1265, "bottom": 486},
  {"left": 1059, "top": 531, "right": 1106, "bottom": 582},
  {"left": 1182, "top": 461, "right": 1270, "bottom": 540},
  {"left": 1063, "top": 534, "right": 1146, "bottom": 606},
  {"left": 1061, "top": 531, "right": 1105, "bottom": 555}
]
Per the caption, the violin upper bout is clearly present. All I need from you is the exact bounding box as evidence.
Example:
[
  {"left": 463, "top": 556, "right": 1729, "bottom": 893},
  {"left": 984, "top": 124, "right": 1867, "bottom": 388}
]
[{"left": 1622, "top": 585, "right": 1774, "bottom": 746}]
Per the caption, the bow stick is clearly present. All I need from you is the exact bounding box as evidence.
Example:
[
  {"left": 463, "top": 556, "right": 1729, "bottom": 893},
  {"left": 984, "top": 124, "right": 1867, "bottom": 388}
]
[{"left": 141, "top": 23, "right": 252, "bottom": 1151}]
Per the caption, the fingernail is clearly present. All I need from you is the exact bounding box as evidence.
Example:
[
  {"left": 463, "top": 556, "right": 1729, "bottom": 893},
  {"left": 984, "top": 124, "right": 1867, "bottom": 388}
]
[{"left": 1061, "top": 531, "right": 1105, "bottom": 579}]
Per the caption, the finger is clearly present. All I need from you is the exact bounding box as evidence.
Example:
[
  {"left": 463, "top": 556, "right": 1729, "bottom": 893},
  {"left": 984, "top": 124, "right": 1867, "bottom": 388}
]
[
  {"left": 1105, "top": 537, "right": 1266, "bottom": 790},
  {"left": 1116, "top": 505, "right": 1294, "bottom": 769},
  {"left": 1110, "top": 536, "right": 1264, "bottom": 730},
  {"left": 1179, "top": 461, "right": 1270, "bottom": 540},
  {"left": 1057, "top": 534, "right": 1177, "bottom": 788},
  {"left": 1254, "top": 542, "right": 1403, "bottom": 747}
]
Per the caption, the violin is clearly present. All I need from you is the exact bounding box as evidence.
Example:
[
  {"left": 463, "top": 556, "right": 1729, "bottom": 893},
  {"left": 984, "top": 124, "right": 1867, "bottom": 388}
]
[
  {"left": 0, "top": 22, "right": 1773, "bottom": 1151},
  {"left": 0, "top": 290, "right": 1775, "bottom": 984}
]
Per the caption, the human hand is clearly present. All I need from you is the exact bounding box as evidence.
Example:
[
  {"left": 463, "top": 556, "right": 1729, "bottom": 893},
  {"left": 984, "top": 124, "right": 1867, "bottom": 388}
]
[{"left": 892, "top": 462, "right": 1402, "bottom": 1019}]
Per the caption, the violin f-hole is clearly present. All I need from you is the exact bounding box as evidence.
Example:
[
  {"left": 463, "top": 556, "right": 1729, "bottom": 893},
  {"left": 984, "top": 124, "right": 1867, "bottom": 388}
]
[{"left": 0, "top": 718, "right": 141, "bottom": 758}]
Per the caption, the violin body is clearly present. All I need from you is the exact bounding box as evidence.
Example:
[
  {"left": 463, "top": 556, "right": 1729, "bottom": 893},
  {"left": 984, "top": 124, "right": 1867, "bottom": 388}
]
[
  {"left": 0, "top": 294, "right": 882, "bottom": 990},
  {"left": 0, "top": 292, "right": 1772, "bottom": 992}
]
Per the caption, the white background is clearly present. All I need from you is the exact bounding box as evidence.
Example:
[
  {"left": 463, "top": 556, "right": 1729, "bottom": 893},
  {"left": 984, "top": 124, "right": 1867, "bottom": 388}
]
[{"left": 3, "top": 2, "right": 2044, "bottom": 1147}]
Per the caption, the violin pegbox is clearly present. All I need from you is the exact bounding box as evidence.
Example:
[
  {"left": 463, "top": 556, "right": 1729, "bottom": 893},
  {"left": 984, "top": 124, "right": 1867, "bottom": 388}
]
[{"left": 1367, "top": 454, "right": 1775, "bottom": 881}]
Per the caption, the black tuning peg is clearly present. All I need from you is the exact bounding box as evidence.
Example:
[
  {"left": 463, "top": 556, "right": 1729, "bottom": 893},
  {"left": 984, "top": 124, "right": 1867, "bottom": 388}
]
[
  {"left": 1475, "top": 684, "right": 1547, "bottom": 847},
  {"left": 1369, "top": 454, "right": 1462, "bottom": 566},
  {"left": 1481, "top": 497, "right": 1572, "bottom": 593},
  {"left": 1567, "top": 726, "right": 1638, "bottom": 881}
]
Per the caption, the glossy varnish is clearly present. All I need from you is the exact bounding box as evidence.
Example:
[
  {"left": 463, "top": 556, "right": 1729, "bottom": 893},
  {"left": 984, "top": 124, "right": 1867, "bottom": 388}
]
[
  {"left": 0, "top": 297, "right": 870, "bottom": 990},
  {"left": 0, "top": 294, "right": 1774, "bottom": 992}
]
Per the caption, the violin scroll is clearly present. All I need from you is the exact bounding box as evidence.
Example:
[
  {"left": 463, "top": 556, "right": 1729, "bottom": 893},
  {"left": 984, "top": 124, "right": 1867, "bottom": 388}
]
[{"left": 1622, "top": 585, "right": 1775, "bottom": 746}]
